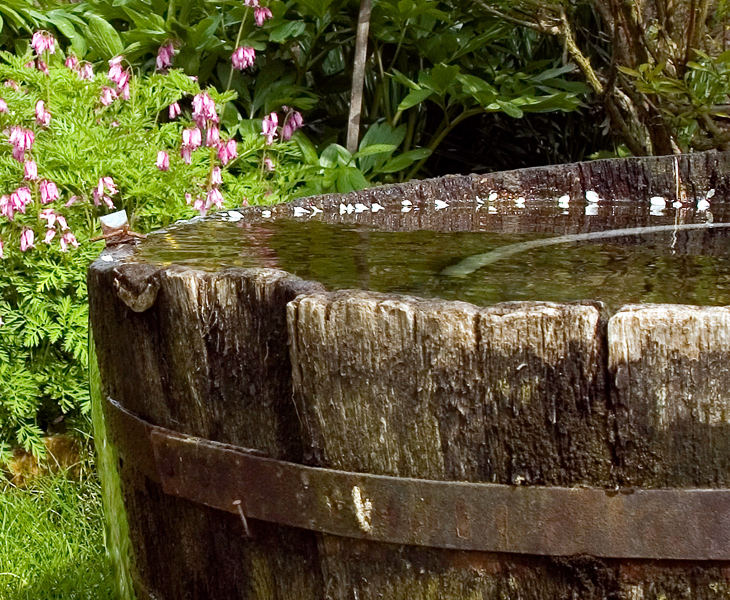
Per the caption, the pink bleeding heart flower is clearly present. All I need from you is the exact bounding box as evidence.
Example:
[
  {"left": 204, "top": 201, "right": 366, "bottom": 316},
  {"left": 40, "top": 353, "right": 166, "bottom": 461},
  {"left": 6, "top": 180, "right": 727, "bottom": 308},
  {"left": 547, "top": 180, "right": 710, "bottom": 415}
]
[
  {"left": 59, "top": 230, "right": 79, "bottom": 252},
  {"left": 43, "top": 228, "right": 56, "bottom": 244},
  {"left": 168, "top": 102, "right": 181, "bottom": 120},
  {"left": 11, "top": 187, "right": 32, "bottom": 215},
  {"left": 254, "top": 7, "right": 273, "bottom": 26},
  {"left": 217, "top": 138, "right": 238, "bottom": 165},
  {"left": 23, "top": 160, "right": 38, "bottom": 181},
  {"left": 210, "top": 166, "right": 222, "bottom": 186},
  {"left": 100, "top": 86, "right": 117, "bottom": 106},
  {"left": 31, "top": 31, "right": 56, "bottom": 55},
  {"left": 39, "top": 179, "right": 59, "bottom": 204},
  {"left": 263, "top": 156, "right": 275, "bottom": 171},
  {"left": 243, "top": 0, "right": 259, "bottom": 6},
  {"left": 20, "top": 228, "right": 35, "bottom": 251},
  {"left": 35, "top": 99, "right": 51, "bottom": 127},
  {"left": 156, "top": 42, "right": 176, "bottom": 71},
  {"left": 92, "top": 177, "right": 118, "bottom": 208},
  {"left": 281, "top": 109, "right": 303, "bottom": 141},
  {"left": 181, "top": 127, "right": 202, "bottom": 164},
  {"left": 4, "top": 80, "right": 18, "bottom": 90},
  {"left": 206, "top": 125, "right": 220, "bottom": 148},
  {"left": 261, "top": 112, "right": 278, "bottom": 145},
  {"left": 0, "top": 98, "right": 7, "bottom": 113},
  {"left": 206, "top": 187, "right": 224, "bottom": 210},
  {"left": 56, "top": 214, "right": 68, "bottom": 231},
  {"left": 77, "top": 62, "right": 93, "bottom": 80},
  {"left": 64, "top": 54, "right": 78, "bottom": 70},
  {"left": 108, "top": 56, "right": 124, "bottom": 84},
  {"left": 36, "top": 60, "right": 49, "bottom": 76},
  {"left": 231, "top": 46, "right": 255, "bottom": 71},
  {"left": 156, "top": 150, "right": 170, "bottom": 171},
  {"left": 39, "top": 208, "right": 58, "bottom": 228},
  {"left": 192, "top": 92, "right": 217, "bottom": 129}
]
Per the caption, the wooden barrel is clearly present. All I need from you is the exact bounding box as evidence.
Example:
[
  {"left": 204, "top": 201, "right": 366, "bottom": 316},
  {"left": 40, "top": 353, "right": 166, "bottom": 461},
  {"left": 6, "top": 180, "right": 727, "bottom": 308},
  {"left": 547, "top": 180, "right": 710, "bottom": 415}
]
[{"left": 89, "top": 151, "right": 730, "bottom": 599}]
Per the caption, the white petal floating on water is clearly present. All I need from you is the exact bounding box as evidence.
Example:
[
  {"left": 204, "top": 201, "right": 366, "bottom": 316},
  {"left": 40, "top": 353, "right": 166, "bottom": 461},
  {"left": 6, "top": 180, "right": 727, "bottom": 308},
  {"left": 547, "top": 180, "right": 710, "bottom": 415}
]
[
  {"left": 371, "top": 202, "right": 384, "bottom": 212},
  {"left": 401, "top": 200, "right": 412, "bottom": 207},
  {"left": 488, "top": 205, "right": 497, "bottom": 214},
  {"left": 698, "top": 198, "right": 711, "bottom": 211},
  {"left": 227, "top": 210, "right": 243, "bottom": 222},
  {"left": 310, "top": 206, "right": 322, "bottom": 216},
  {"left": 649, "top": 196, "right": 666, "bottom": 208},
  {"left": 707, "top": 188, "right": 716, "bottom": 199},
  {"left": 649, "top": 205, "right": 665, "bottom": 216},
  {"left": 585, "top": 190, "right": 601, "bottom": 203},
  {"left": 475, "top": 195, "right": 484, "bottom": 204},
  {"left": 261, "top": 210, "right": 271, "bottom": 218},
  {"left": 354, "top": 203, "right": 368, "bottom": 213},
  {"left": 557, "top": 194, "right": 570, "bottom": 208},
  {"left": 435, "top": 199, "right": 449, "bottom": 210},
  {"left": 401, "top": 205, "right": 412, "bottom": 213},
  {"left": 346, "top": 203, "right": 355, "bottom": 214},
  {"left": 488, "top": 191, "right": 498, "bottom": 202},
  {"left": 672, "top": 200, "right": 682, "bottom": 209},
  {"left": 514, "top": 197, "right": 526, "bottom": 208},
  {"left": 293, "top": 206, "right": 310, "bottom": 217},
  {"left": 339, "top": 203, "right": 347, "bottom": 215},
  {"left": 585, "top": 204, "right": 598, "bottom": 216}
]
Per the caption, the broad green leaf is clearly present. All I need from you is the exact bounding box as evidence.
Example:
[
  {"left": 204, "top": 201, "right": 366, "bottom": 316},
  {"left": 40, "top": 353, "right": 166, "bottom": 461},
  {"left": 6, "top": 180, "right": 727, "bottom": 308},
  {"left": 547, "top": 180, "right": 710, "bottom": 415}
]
[
  {"left": 320, "top": 143, "right": 351, "bottom": 168},
  {"left": 269, "top": 21, "right": 306, "bottom": 43},
  {"left": 358, "top": 122, "right": 406, "bottom": 174},
  {"left": 397, "top": 88, "right": 433, "bottom": 111},
  {"left": 421, "top": 63, "right": 460, "bottom": 95},
  {"left": 84, "top": 14, "right": 124, "bottom": 58},
  {"left": 380, "top": 148, "right": 431, "bottom": 173},
  {"left": 292, "top": 130, "right": 319, "bottom": 165},
  {"left": 337, "top": 166, "right": 369, "bottom": 193},
  {"left": 496, "top": 100, "right": 523, "bottom": 118},
  {"left": 353, "top": 143, "right": 397, "bottom": 158}
]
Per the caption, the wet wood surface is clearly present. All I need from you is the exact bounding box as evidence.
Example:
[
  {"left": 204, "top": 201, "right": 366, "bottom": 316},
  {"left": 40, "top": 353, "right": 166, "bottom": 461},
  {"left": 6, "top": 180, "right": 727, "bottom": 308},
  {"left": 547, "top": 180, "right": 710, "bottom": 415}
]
[{"left": 88, "top": 151, "right": 730, "bottom": 600}]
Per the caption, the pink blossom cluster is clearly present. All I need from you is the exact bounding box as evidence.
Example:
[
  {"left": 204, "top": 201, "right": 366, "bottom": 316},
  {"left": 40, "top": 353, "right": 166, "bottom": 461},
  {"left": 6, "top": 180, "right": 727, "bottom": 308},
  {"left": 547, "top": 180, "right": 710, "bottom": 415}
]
[
  {"left": 156, "top": 42, "right": 176, "bottom": 71},
  {"left": 281, "top": 107, "right": 304, "bottom": 141},
  {"left": 102, "top": 56, "right": 131, "bottom": 105},
  {"left": 232, "top": 46, "right": 256, "bottom": 70},
  {"left": 254, "top": 7, "right": 273, "bottom": 26},
  {"left": 39, "top": 208, "right": 77, "bottom": 250},
  {"left": 28, "top": 31, "right": 56, "bottom": 76},
  {"left": 92, "top": 177, "right": 118, "bottom": 209},
  {"left": 1, "top": 187, "right": 31, "bottom": 220},
  {"left": 9, "top": 126, "right": 35, "bottom": 162},
  {"left": 64, "top": 54, "right": 94, "bottom": 80},
  {"left": 0, "top": 98, "right": 8, "bottom": 114},
  {"left": 262, "top": 112, "right": 278, "bottom": 145},
  {"left": 31, "top": 31, "right": 56, "bottom": 55},
  {"left": 35, "top": 100, "right": 51, "bottom": 127}
]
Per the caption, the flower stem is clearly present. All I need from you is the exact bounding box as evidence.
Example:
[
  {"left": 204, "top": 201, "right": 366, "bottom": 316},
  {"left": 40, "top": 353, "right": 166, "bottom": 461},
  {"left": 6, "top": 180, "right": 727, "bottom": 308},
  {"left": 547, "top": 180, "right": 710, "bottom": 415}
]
[{"left": 226, "top": 10, "right": 249, "bottom": 92}]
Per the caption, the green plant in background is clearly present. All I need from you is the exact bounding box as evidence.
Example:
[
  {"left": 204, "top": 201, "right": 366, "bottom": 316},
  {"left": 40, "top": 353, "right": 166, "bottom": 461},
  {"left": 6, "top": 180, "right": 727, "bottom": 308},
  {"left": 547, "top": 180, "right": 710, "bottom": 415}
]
[
  {"left": 0, "top": 31, "right": 315, "bottom": 459},
  {"left": 0, "top": 0, "right": 591, "bottom": 183}
]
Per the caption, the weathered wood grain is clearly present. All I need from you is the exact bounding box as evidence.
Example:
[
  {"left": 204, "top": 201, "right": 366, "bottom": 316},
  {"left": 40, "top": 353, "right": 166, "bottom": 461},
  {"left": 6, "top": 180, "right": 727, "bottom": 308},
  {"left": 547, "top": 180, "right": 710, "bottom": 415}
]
[
  {"left": 288, "top": 290, "right": 612, "bottom": 598},
  {"left": 89, "top": 257, "right": 325, "bottom": 600}
]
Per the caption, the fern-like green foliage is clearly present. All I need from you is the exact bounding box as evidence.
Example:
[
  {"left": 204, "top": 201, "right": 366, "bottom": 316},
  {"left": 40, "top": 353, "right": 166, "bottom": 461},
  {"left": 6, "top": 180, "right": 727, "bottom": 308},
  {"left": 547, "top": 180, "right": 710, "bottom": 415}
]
[{"left": 0, "top": 44, "right": 320, "bottom": 459}]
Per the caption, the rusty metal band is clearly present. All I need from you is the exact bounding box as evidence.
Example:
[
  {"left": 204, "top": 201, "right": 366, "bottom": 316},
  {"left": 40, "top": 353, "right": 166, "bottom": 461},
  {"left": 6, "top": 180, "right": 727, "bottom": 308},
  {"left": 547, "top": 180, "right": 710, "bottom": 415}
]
[{"left": 105, "top": 397, "right": 730, "bottom": 561}]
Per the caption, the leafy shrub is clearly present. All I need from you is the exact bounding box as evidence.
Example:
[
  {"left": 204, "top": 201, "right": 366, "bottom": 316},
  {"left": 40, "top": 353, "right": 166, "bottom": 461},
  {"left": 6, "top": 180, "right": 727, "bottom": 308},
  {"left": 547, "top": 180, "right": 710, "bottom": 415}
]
[{"left": 0, "top": 36, "right": 316, "bottom": 459}]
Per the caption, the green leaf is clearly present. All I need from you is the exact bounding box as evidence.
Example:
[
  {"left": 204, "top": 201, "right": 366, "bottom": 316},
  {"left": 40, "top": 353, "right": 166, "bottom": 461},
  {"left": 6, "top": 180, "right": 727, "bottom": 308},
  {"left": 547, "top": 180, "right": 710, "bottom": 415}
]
[
  {"left": 353, "top": 143, "right": 397, "bottom": 158},
  {"left": 319, "top": 143, "right": 351, "bottom": 168},
  {"left": 380, "top": 148, "right": 431, "bottom": 173},
  {"left": 496, "top": 100, "right": 523, "bottom": 118},
  {"left": 292, "top": 130, "right": 318, "bottom": 165},
  {"left": 269, "top": 21, "right": 306, "bottom": 43},
  {"left": 336, "top": 166, "right": 369, "bottom": 193},
  {"left": 84, "top": 14, "right": 124, "bottom": 58},
  {"left": 390, "top": 68, "right": 420, "bottom": 91},
  {"left": 397, "top": 88, "right": 433, "bottom": 111},
  {"left": 358, "top": 122, "right": 406, "bottom": 174},
  {"left": 421, "top": 63, "right": 460, "bottom": 95}
]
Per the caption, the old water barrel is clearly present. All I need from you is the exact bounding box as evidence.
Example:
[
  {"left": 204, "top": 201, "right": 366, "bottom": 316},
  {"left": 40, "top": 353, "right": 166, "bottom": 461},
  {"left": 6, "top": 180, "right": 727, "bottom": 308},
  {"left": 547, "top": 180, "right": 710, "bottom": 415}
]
[{"left": 89, "top": 151, "right": 730, "bottom": 599}]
